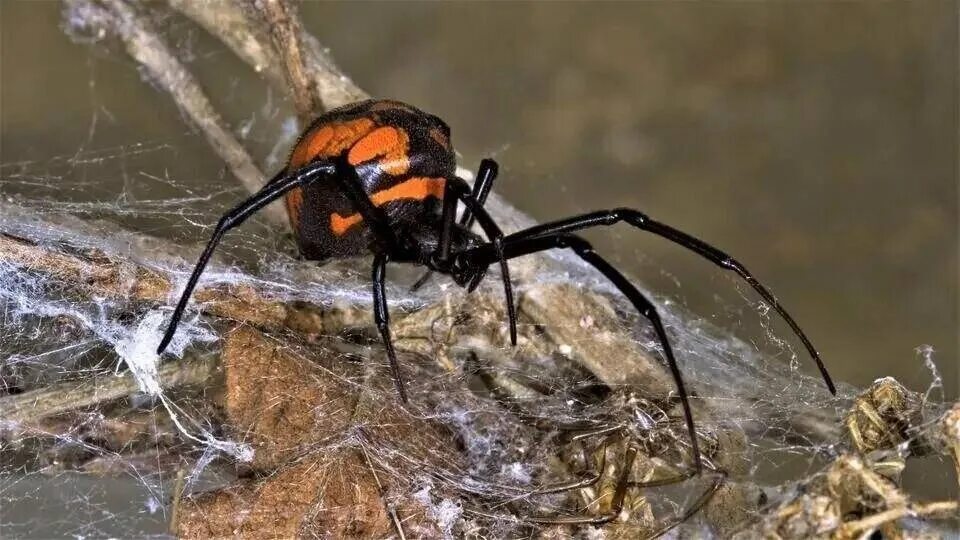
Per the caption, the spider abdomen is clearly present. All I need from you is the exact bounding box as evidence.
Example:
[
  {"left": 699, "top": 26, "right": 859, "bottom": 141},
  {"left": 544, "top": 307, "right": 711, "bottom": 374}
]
[{"left": 283, "top": 99, "right": 456, "bottom": 260}]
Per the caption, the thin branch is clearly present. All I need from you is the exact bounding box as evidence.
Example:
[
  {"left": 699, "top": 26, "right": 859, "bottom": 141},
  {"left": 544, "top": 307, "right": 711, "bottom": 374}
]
[
  {"left": 0, "top": 353, "right": 216, "bottom": 424},
  {"left": 168, "top": 0, "right": 367, "bottom": 111},
  {"left": 167, "top": 0, "right": 284, "bottom": 83},
  {"left": 0, "top": 231, "right": 296, "bottom": 331},
  {"left": 64, "top": 0, "right": 288, "bottom": 227},
  {"left": 293, "top": 20, "right": 370, "bottom": 108},
  {"left": 255, "top": 0, "right": 323, "bottom": 122}
]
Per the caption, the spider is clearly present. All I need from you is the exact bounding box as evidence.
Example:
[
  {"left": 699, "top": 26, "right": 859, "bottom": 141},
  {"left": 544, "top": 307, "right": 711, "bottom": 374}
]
[{"left": 156, "top": 98, "right": 836, "bottom": 473}]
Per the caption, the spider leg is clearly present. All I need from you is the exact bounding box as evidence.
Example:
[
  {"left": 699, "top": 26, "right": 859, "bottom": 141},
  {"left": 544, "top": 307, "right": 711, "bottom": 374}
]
[
  {"left": 332, "top": 160, "right": 439, "bottom": 401},
  {"left": 436, "top": 178, "right": 460, "bottom": 263},
  {"left": 526, "top": 445, "right": 639, "bottom": 525},
  {"left": 156, "top": 161, "right": 335, "bottom": 355},
  {"left": 444, "top": 176, "right": 518, "bottom": 346},
  {"left": 332, "top": 157, "right": 402, "bottom": 254},
  {"left": 644, "top": 472, "right": 725, "bottom": 539},
  {"left": 459, "top": 158, "right": 498, "bottom": 230},
  {"left": 411, "top": 159, "right": 498, "bottom": 291},
  {"left": 457, "top": 233, "right": 703, "bottom": 474},
  {"left": 502, "top": 208, "right": 835, "bottom": 395},
  {"left": 492, "top": 236, "right": 517, "bottom": 346},
  {"left": 372, "top": 253, "right": 407, "bottom": 402},
  {"left": 438, "top": 160, "right": 500, "bottom": 262}
]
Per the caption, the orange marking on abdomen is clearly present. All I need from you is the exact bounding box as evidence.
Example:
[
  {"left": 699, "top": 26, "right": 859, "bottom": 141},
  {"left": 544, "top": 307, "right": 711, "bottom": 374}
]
[
  {"left": 329, "top": 177, "right": 446, "bottom": 236},
  {"left": 370, "top": 176, "right": 445, "bottom": 206},
  {"left": 284, "top": 186, "right": 304, "bottom": 233},
  {"left": 289, "top": 118, "right": 375, "bottom": 169},
  {"left": 330, "top": 213, "right": 364, "bottom": 236},
  {"left": 347, "top": 126, "right": 410, "bottom": 175}
]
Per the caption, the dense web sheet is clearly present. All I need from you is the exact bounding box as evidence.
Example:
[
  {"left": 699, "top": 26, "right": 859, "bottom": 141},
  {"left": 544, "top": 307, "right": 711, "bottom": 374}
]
[{"left": 1, "top": 141, "right": 954, "bottom": 538}]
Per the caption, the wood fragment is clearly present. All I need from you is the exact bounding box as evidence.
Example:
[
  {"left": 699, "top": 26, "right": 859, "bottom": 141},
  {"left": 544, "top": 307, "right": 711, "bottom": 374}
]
[
  {"left": 255, "top": 0, "right": 323, "bottom": 122},
  {"left": 168, "top": 0, "right": 367, "bottom": 110},
  {"left": 0, "top": 353, "right": 216, "bottom": 424}
]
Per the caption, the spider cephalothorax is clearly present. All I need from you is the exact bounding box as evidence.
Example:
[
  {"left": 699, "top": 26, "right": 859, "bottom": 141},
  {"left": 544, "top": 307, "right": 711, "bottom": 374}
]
[{"left": 157, "top": 98, "right": 836, "bottom": 479}]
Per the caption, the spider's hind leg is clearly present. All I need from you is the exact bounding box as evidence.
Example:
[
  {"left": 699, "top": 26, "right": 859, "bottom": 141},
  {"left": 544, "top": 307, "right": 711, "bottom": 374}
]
[{"left": 157, "top": 161, "right": 335, "bottom": 355}]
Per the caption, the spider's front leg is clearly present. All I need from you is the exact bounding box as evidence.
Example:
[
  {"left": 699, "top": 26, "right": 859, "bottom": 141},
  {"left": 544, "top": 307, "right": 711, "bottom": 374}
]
[
  {"left": 410, "top": 159, "right": 499, "bottom": 291},
  {"left": 458, "top": 159, "right": 499, "bottom": 231},
  {"left": 441, "top": 174, "right": 519, "bottom": 346},
  {"left": 332, "top": 161, "right": 414, "bottom": 402},
  {"left": 157, "top": 162, "right": 335, "bottom": 355}
]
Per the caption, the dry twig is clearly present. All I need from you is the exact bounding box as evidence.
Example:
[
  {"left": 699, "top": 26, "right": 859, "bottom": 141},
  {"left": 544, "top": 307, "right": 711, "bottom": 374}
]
[
  {"left": 167, "top": 0, "right": 366, "bottom": 111},
  {"left": 65, "top": 0, "right": 288, "bottom": 226},
  {"left": 0, "top": 353, "right": 216, "bottom": 424},
  {"left": 254, "top": 0, "right": 323, "bottom": 122}
]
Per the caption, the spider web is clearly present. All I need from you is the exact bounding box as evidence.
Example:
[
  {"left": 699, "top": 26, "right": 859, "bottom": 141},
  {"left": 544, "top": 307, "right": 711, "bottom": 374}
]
[
  {"left": 0, "top": 14, "right": 954, "bottom": 540},
  {"left": 3, "top": 137, "right": 953, "bottom": 538}
]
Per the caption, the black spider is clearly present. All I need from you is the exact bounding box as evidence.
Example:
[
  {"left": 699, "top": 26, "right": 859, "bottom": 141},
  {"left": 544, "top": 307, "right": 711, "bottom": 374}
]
[{"left": 156, "top": 98, "right": 836, "bottom": 472}]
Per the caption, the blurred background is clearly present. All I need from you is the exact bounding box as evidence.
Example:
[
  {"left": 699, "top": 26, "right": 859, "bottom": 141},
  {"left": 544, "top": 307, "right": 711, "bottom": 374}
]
[{"left": 1, "top": 0, "right": 957, "bottom": 515}]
